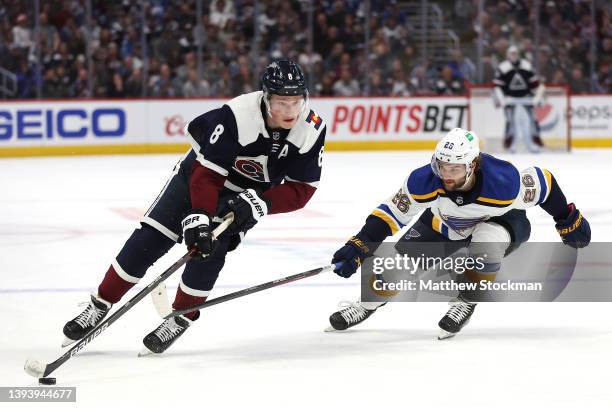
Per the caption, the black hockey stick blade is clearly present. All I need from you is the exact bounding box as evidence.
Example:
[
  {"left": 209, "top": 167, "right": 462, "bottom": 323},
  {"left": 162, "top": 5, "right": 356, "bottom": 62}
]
[
  {"left": 24, "top": 250, "right": 194, "bottom": 379},
  {"left": 24, "top": 214, "right": 234, "bottom": 379}
]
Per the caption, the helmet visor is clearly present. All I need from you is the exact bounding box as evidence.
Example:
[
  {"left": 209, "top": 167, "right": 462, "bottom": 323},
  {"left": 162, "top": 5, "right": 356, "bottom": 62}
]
[{"left": 431, "top": 157, "right": 468, "bottom": 180}]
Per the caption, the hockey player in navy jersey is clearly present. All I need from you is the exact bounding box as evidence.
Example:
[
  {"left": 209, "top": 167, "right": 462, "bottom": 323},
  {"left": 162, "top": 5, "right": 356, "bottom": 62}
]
[
  {"left": 61, "top": 60, "right": 327, "bottom": 354},
  {"left": 494, "top": 45, "right": 545, "bottom": 152},
  {"left": 327, "top": 128, "right": 590, "bottom": 339}
]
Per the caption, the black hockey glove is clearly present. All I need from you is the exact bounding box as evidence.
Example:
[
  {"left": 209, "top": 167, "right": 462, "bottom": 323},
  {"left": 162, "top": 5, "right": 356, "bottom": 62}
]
[
  {"left": 218, "top": 189, "right": 271, "bottom": 236},
  {"left": 554, "top": 203, "right": 591, "bottom": 249},
  {"left": 332, "top": 236, "right": 370, "bottom": 278},
  {"left": 182, "top": 210, "right": 216, "bottom": 257}
]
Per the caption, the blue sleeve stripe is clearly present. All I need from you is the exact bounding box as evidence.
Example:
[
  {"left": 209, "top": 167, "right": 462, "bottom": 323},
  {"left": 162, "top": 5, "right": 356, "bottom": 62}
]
[
  {"left": 377, "top": 204, "right": 406, "bottom": 227},
  {"left": 534, "top": 167, "right": 547, "bottom": 205},
  {"left": 441, "top": 224, "right": 449, "bottom": 238}
]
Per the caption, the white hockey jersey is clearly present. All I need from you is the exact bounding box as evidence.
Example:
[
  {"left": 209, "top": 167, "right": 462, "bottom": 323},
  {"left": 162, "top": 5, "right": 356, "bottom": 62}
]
[{"left": 372, "top": 153, "right": 553, "bottom": 240}]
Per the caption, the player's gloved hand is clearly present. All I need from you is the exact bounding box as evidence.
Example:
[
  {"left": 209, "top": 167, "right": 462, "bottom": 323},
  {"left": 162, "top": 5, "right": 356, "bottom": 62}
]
[
  {"left": 182, "top": 210, "right": 216, "bottom": 257},
  {"left": 332, "top": 236, "right": 370, "bottom": 278},
  {"left": 554, "top": 203, "right": 591, "bottom": 248},
  {"left": 218, "top": 189, "right": 270, "bottom": 236}
]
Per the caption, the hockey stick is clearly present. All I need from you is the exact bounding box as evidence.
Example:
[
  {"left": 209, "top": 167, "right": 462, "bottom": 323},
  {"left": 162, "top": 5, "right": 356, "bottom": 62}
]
[
  {"left": 162, "top": 262, "right": 341, "bottom": 319},
  {"left": 24, "top": 214, "right": 233, "bottom": 380}
]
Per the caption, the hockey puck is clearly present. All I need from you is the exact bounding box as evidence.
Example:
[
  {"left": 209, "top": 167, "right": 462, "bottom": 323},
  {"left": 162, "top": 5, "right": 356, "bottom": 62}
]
[{"left": 38, "top": 377, "right": 56, "bottom": 385}]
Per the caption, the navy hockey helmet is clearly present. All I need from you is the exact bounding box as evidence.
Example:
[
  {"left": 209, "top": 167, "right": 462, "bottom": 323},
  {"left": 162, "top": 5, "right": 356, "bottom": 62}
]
[{"left": 261, "top": 59, "right": 308, "bottom": 98}]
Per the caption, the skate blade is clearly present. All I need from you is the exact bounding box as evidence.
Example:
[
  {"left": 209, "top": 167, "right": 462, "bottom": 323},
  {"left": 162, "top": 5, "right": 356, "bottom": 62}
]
[
  {"left": 437, "top": 330, "right": 456, "bottom": 340},
  {"left": 61, "top": 337, "right": 76, "bottom": 347},
  {"left": 138, "top": 347, "right": 154, "bottom": 357}
]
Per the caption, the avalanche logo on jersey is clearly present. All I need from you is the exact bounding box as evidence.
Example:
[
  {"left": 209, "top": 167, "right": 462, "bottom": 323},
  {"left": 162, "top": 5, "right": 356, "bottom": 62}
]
[
  {"left": 509, "top": 73, "right": 528, "bottom": 91},
  {"left": 438, "top": 211, "right": 488, "bottom": 235},
  {"left": 233, "top": 156, "right": 269, "bottom": 182}
]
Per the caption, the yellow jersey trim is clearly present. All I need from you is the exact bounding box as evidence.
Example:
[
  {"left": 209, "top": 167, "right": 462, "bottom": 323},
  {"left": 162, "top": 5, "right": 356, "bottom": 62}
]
[{"left": 372, "top": 209, "right": 400, "bottom": 234}]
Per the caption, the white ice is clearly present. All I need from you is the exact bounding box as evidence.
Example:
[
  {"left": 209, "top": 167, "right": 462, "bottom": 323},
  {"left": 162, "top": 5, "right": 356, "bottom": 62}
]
[{"left": 1, "top": 150, "right": 611, "bottom": 408}]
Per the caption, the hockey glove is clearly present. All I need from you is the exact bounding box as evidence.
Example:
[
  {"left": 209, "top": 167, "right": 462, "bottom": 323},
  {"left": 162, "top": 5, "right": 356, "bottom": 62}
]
[
  {"left": 218, "top": 189, "right": 270, "bottom": 236},
  {"left": 554, "top": 203, "right": 591, "bottom": 249},
  {"left": 182, "top": 210, "right": 216, "bottom": 257},
  {"left": 332, "top": 236, "right": 370, "bottom": 278}
]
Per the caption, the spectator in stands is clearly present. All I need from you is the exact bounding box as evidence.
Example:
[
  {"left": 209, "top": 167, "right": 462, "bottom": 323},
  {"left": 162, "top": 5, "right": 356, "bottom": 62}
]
[
  {"left": 434, "top": 65, "right": 465, "bottom": 95},
  {"left": 369, "top": 69, "right": 389, "bottom": 96},
  {"left": 72, "top": 67, "right": 90, "bottom": 98},
  {"left": 210, "top": 0, "right": 235, "bottom": 30},
  {"left": 398, "top": 45, "right": 417, "bottom": 77},
  {"left": 323, "top": 42, "right": 344, "bottom": 75},
  {"left": 569, "top": 65, "right": 591, "bottom": 93},
  {"left": 389, "top": 65, "right": 410, "bottom": 97},
  {"left": 550, "top": 69, "right": 568, "bottom": 88},
  {"left": 448, "top": 49, "right": 476, "bottom": 83},
  {"left": 594, "top": 63, "right": 611, "bottom": 93},
  {"left": 38, "top": 12, "right": 56, "bottom": 51},
  {"left": 12, "top": 14, "right": 32, "bottom": 52},
  {"left": 124, "top": 68, "right": 143, "bottom": 97},
  {"left": 109, "top": 71, "right": 126, "bottom": 98},
  {"left": 41, "top": 65, "right": 62, "bottom": 98},
  {"left": 182, "top": 68, "right": 211, "bottom": 97},
  {"left": 409, "top": 64, "right": 433, "bottom": 95},
  {"left": 333, "top": 66, "right": 360, "bottom": 96},
  {"left": 149, "top": 63, "right": 179, "bottom": 97},
  {"left": 15, "top": 57, "right": 36, "bottom": 98},
  {"left": 316, "top": 72, "right": 335, "bottom": 96}
]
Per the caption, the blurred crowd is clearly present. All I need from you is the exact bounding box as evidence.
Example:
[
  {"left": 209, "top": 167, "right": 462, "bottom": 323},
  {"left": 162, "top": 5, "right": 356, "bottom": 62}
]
[{"left": 0, "top": 0, "right": 610, "bottom": 99}]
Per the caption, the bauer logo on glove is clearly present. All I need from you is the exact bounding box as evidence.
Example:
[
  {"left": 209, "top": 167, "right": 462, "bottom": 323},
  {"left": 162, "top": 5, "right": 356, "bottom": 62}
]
[
  {"left": 219, "top": 189, "right": 271, "bottom": 236},
  {"left": 554, "top": 203, "right": 591, "bottom": 249},
  {"left": 181, "top": 211, "right": 215, "bottom": 257}
]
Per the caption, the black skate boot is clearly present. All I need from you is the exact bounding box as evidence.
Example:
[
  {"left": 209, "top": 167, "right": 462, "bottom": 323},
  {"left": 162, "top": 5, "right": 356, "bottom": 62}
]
[
  {"left": 62, "top": 294, "right": 112, "bottom": 346},
  {"left": 438, "top": 296, "right": 477, "bottom": 340},
  {"left": 139, "top": 315, "right": 192, "bottom": 356},
  {"left": 326, "top": 301, "right": 386, "bottom": 332}
]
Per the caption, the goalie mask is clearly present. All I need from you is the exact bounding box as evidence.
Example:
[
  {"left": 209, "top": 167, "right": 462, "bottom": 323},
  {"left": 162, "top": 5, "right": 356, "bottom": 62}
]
[
  {"left": 431, "top": 128, "right": 480, "bottom": 189},
  {"left": 261, "top": 59, "right": 309, "bottom": 117},
  {"left": 506, "top": 45, "right": 520, "bottom": 65}
]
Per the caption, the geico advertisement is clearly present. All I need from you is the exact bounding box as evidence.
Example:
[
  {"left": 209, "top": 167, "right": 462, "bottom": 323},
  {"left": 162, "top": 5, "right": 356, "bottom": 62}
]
[
  {"left": 570, "top": 96, "right": 612, "bottom": 138},
  {"left": 0, "top": 102, "right": 144, "bottom": 145},
  {"left": 310, "top": 97, "right": 468, "bottom": 140}
]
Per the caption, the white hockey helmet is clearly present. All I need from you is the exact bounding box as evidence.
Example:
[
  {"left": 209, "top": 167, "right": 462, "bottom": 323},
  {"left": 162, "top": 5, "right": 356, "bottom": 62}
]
[{"left": 431, "top": 128, "right": 480, "bottom": 182}]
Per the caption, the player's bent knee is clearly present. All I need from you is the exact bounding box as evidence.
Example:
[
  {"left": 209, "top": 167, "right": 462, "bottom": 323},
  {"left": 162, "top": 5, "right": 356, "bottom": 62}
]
[
  {"left": 115, "top": 223, "right": 176, "bottom": 279},
  {"left": 469, "top": 222, "right": 511, "bottom": 264}
]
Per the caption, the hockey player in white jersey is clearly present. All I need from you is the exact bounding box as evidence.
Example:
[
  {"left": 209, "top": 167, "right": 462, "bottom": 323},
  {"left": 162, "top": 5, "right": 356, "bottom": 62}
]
[
  {"left": 493, "top": 45, "right": 545, "bottom": 152},
  {"left": 328, "top": 128, "right": 590, "bottom": 339}
]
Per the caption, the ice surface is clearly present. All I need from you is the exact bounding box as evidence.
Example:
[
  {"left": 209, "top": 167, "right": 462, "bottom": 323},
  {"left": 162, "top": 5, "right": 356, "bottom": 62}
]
[{"left": 1, "top": 150, "right": 611, "bottom": 407}]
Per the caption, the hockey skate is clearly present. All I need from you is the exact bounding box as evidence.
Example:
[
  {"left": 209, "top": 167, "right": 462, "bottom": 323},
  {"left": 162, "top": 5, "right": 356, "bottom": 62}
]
[
  {"left": 139, "top": 315, "right": 192, "bottom": 356},
  {"left": 62, "top": 294, "right": 112, "bottom": 347},
  {"left": 438, "top": 296, "right": 477, "bottom": 340},
  {"left": 325, "top": 301, "right": 386, "bottom": 332}
]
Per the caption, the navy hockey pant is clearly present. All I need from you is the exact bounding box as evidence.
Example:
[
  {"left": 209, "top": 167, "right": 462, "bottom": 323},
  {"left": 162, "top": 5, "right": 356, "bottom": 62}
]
[{"left": 113, "top": 151, "right": 235, "bottom": 296}]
